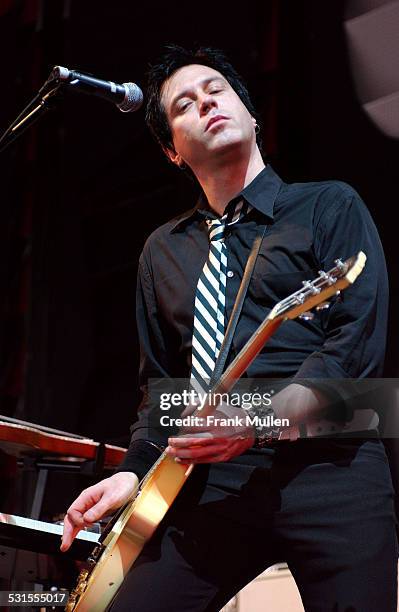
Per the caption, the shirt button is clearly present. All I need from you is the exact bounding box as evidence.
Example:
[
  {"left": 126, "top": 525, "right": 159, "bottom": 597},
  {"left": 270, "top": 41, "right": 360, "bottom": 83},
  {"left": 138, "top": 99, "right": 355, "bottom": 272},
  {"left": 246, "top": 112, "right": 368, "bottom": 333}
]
[{"left": 227, "top": 270, "right": 234, "bottom": 278}]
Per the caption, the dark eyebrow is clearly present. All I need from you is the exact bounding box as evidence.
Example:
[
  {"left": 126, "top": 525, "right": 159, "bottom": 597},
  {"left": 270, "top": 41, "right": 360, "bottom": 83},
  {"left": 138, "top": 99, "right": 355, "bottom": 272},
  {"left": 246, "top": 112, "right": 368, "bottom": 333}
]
[{"left": 170, "top": 77, "right": 226, "bottom": 113}]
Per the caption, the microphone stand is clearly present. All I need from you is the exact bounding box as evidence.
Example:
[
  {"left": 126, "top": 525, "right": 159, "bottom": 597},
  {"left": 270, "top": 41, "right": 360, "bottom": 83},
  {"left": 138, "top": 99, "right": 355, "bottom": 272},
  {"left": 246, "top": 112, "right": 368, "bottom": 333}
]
[{"left": 0, "top": 72, "right": 64, "bottom": 154}]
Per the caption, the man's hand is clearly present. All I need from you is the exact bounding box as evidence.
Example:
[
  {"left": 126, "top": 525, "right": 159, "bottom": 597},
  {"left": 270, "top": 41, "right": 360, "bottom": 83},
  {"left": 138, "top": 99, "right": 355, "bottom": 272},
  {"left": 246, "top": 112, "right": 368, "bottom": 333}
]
[
  {"left": 166, "top": 403, "right": 255, "bottom": 465},
  {"left": 60, "top": 471, "right": 139, "bottom": 552}
]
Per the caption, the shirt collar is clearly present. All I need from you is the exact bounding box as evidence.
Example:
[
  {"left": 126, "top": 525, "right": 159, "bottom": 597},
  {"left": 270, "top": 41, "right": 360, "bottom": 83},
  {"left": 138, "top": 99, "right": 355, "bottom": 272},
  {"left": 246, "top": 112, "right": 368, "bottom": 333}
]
[{"left": 170, "top": 164, "right": 282, "bottom": 233}]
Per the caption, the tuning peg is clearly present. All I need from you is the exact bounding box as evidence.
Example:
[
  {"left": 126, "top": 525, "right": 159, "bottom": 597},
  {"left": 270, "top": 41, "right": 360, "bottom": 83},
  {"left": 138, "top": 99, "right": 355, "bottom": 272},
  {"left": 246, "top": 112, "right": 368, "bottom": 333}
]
[
  {"left": 334, "top": 258, "right": 346, "bottom": 272},
  {"left": 302, "top": 280, "right": 321, "bottom": 295},
  {"left": 295, "top": 293, "right": 305, "bottom": 304},
  {"left": 318, "top": 270, "right": 337, "bottom": 285}
]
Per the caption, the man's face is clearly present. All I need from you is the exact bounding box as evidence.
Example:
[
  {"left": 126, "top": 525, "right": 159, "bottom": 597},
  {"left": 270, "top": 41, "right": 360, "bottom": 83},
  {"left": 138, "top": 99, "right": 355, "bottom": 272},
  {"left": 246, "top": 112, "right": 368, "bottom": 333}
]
[{"left": 161, "top": 64, "right": 257, "bottom": 171}]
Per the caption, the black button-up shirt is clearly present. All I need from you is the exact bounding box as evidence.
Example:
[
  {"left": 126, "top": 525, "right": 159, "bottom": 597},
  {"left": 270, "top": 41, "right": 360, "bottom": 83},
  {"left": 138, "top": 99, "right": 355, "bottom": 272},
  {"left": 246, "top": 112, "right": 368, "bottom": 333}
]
[{"left": 117, "top": 164, "right": 388, "bottom": 474}]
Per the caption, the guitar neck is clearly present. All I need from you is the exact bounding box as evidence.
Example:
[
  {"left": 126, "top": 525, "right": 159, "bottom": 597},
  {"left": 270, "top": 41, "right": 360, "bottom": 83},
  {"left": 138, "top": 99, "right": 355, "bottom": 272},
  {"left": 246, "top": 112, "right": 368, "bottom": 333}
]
[
  {"left": 199, "top": 316, "right": 282, "bottom": 417},
  {"left": 202, "top": 252, "right": 367, "bottom": 414}
]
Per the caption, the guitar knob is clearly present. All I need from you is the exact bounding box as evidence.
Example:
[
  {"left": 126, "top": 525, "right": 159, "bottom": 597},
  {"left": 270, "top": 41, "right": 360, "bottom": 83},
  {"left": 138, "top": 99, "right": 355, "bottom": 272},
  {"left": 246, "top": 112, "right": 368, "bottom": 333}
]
[
  {"left": 315, "top": 301, "right": 331, "bottom": 310},
  {"left": 299, "top": 311, "right": 314, "bottom": 320}
]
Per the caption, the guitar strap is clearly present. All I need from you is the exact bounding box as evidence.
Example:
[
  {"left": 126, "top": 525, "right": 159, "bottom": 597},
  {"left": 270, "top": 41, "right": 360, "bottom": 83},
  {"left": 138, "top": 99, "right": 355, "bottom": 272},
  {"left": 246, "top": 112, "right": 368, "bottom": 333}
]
[{"left": 209, "top": 222, "right": 267, "bottom": 387}]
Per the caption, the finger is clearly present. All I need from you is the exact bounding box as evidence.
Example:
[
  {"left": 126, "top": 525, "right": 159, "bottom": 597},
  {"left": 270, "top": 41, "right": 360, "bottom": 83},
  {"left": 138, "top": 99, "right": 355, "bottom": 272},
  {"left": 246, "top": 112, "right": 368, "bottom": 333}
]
[
  {"left": 180, "top": 417, "right": 208, "bottom": 434},
  {"left": 168, "top": 441, "right": 229, "bottom": 460},
  {"left": 67, "top": 486, "right": 104, "bottom": 521},
  {"left": 83, "top": 496, "right": 115, "bottom": 523},
  {"left": 181, "top": 399, "right": 201, "bottom": 417},
  {"left": 62, "top": 484, "right": 108, "bottom": 539},
  {"left": 60, "top": 513, "right": 86, "bottom": 552},
  {"left": 60, "top": 488, "right": 101, "bottom": 552},
  {"left": 174, "top": 438, "right": 251, "bottom": 465},
  {"left": 167, "top": 440, "right": 220, "bottom": 455},
  {"left": 176, "top": 443, "right": 244, "bottom": 464},
  {"left": 168, "top": 434, "right": 214, "bottom": 447},
  {"left": 176, "top": 451, "right": 227, "bottom": 464}
]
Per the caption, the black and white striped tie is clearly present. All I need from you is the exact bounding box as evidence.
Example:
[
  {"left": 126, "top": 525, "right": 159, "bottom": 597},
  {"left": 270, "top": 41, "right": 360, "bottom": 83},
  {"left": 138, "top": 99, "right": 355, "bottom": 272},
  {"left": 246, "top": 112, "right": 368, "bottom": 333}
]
[{"left": 190, "top": 199, "right": 250, "bottom": 395}]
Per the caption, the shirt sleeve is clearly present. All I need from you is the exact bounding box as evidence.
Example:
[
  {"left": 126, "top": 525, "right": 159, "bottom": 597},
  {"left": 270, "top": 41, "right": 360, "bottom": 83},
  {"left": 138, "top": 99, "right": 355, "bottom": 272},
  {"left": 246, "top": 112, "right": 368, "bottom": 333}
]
[{"left": 293, "top": 183, "right": 389, "bottom": 420}]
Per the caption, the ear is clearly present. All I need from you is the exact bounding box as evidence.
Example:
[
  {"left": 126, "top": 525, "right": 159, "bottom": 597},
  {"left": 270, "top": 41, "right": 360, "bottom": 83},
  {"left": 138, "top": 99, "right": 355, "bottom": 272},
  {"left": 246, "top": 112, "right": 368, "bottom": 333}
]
[
  {"left": 163, "top": 145, "right": 183, "bottom": 168},
  {"left": 251, "top": 116, "right": 257, "bottom": 128}
]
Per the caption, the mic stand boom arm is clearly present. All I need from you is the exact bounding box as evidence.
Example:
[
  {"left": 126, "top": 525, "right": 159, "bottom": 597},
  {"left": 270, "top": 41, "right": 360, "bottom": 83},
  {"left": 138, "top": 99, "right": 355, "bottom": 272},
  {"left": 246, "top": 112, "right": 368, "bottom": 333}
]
[{"left": 0, "top": 77, "right": 64, "bottom": 154}]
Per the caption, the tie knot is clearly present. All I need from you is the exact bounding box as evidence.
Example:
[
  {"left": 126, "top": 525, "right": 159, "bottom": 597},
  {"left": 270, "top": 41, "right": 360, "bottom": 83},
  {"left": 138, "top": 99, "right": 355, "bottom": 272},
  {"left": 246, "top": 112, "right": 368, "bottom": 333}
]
[
  {"left": 205, "top": 198, "right": 250, "bottom": 242},
  {"left": 206, "top": 218, "right": 226, "bottom": 242}
]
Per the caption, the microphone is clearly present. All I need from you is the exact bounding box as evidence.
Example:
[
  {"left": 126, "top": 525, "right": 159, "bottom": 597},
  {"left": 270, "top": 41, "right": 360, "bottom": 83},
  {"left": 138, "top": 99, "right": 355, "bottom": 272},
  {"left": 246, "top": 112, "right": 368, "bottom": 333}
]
[{"left": 50, "top": 66, "right": 144, "bottom": 112}]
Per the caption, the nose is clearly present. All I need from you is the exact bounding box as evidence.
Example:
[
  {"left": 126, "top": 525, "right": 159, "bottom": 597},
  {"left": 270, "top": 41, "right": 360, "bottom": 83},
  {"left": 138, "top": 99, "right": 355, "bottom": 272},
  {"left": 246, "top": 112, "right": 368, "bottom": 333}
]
[{"left": 199, "top": 93, "right": 218, "bottom": 116}]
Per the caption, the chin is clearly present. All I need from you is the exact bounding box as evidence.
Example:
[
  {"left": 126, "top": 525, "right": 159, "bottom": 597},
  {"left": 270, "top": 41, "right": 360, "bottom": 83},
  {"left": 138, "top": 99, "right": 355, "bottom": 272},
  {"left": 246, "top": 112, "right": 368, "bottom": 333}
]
[{"left": 209, "top": 134, "right": 249, "bottom": 157}]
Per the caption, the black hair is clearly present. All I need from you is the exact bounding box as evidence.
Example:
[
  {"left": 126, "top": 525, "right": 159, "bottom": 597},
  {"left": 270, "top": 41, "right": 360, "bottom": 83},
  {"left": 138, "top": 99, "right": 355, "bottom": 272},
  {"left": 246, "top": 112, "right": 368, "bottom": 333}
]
[{"left": 145, "top": 44, "right": 262, "bottom": 157}]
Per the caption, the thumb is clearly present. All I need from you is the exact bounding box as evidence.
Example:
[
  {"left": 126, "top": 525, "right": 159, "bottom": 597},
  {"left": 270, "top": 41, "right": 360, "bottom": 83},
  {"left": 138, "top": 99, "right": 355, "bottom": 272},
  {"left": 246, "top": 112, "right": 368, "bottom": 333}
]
[
  {"left": 82, "top": 496, "right": 115, "bottom": 523},
  {"left": 181, "top": 398, "right": 201, "bottom": 417}
]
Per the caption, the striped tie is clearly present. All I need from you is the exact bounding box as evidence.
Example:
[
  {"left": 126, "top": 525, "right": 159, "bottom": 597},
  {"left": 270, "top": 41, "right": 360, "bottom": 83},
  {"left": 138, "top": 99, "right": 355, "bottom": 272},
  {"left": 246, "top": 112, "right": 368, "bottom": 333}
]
[{"left": 190, "top": 199, "right": 250, "bottom": 395}]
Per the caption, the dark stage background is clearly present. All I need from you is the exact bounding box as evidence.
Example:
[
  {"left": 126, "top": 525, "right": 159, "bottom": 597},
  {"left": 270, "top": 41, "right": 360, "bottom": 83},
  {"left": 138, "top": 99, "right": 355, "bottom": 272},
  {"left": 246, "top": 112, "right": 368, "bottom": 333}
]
[{"left": 0, "top": 0, "right": 398, "bottom": 519}]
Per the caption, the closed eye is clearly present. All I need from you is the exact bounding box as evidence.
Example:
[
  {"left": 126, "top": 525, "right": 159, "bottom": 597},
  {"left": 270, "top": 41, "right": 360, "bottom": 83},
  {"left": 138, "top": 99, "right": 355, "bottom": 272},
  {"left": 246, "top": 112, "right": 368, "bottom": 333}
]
[{"left": 177, "top": 100, "right": 192, "bottom": 113}]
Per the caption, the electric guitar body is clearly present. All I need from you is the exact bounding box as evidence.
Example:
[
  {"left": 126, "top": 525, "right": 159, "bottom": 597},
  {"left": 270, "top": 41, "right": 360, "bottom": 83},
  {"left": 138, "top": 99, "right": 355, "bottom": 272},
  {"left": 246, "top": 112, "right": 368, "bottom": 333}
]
[{"left": 67, "top": 455, "right": 190, "bottom": 611}]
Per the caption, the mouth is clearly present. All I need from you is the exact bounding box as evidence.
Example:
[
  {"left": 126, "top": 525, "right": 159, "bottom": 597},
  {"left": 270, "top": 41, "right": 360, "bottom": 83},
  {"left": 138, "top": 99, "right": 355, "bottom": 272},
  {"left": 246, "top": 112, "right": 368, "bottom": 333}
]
[{"left": 205, "top": 115, "right": 229, "bottom": 131}]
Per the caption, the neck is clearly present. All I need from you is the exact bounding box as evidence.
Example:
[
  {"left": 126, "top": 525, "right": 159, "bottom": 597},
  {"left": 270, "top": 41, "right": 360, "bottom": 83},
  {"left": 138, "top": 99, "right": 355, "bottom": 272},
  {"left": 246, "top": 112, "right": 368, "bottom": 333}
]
[{"left": 194, "top": 148, "right": 265, "bottom": 216}]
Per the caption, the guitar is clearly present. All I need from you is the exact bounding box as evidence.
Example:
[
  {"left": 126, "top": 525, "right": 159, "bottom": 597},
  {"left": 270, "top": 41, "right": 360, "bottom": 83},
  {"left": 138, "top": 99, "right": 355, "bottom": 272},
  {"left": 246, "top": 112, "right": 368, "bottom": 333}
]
[{"left": 66, "top": 252, "right": 366, "bottom": 612}]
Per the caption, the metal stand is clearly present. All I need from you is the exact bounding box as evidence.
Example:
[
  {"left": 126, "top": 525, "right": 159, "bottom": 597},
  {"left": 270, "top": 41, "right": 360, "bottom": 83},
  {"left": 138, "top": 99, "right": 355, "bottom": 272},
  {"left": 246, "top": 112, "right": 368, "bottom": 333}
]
[
  {"left": 30, "top": 469, "right": 48, "bottom": 521},
  {"left": 0, "top": 71, "right": 64, "bottom": 153},
  {"left": 17, "top": 442, "right": 107, "bottom": 520}
]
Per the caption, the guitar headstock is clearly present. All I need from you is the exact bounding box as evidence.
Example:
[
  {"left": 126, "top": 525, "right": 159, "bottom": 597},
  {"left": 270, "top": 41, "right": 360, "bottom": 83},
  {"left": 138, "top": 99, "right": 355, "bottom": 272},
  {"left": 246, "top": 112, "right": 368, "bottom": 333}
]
[{"left": 269, "top": 251, "right": 366, "bottom": 321}]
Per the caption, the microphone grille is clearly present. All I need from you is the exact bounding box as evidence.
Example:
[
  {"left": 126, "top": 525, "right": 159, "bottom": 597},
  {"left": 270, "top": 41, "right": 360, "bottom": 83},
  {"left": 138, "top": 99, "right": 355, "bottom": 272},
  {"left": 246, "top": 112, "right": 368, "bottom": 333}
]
[{"left": 117, "top": 83, "right": 144, "bottom": 112}]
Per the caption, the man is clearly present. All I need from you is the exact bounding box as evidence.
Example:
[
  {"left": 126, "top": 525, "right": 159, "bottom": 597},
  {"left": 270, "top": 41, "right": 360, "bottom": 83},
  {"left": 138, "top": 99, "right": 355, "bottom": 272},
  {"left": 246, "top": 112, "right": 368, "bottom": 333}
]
[{"left": 61, "top": 46, "right": 397, "bottom": 611}]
